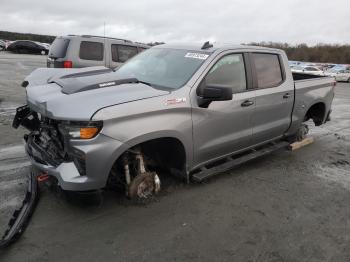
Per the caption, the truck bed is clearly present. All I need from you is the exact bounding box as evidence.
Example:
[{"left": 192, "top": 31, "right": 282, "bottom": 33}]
[
  {"left": 292, "top": 72, "right": 327, "bottom": 81},
  {"left": 293, "top": 72, "right": 334, "bottom": 90},
  {"left": 290, "top": 71, "right": 335, "bottom": 134}
]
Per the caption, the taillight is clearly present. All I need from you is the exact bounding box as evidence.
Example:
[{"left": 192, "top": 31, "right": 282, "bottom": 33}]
[{"left": 63, "top": 60, "right": 73, "bottom": 68}]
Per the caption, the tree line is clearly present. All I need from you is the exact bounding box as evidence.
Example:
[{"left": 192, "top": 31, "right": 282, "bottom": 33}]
[
  {"left": 0, "top": 31, "right": 56, "bottom": 44},
  {"left": 247, "top": 42, "right": 350, "bottom": 64}
]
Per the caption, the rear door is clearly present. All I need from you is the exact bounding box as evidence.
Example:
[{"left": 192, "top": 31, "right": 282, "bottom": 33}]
[
  {"left": 249, "top": 52, "right": 294, "bottom": 145},
  {"left": 192, "top": 52, "right": 256, "bottom": 167}
]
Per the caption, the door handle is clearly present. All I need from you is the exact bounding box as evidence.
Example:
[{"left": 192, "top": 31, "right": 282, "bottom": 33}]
[
  {"left": 283, "top": 93, "right": 291, "bottom": 99},
  {"left": 241, "top": 100, "right": 254, "bottom": 107}
]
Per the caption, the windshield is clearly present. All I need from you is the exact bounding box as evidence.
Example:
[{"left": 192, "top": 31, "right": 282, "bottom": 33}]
[{"left": 113, "top": 48, "right": 210, "bottom": 89}]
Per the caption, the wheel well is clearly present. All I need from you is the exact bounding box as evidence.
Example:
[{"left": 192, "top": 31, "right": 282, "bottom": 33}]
[
  {"left": 107, "top": 137, "right": 187, "bottom": 188},
  {"left": 304, "top": 102, "right": 326, "bottom": 126},
  {"left": 138, "top": 137, "right": 187, "bottom": 173}
]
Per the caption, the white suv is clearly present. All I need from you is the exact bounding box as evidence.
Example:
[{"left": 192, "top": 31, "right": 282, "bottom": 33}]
[{"left": 47, "top": 35, "right": 149, "bottom": 69}]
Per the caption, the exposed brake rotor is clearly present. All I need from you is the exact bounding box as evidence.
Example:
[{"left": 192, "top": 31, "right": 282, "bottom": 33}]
[
  {"left": 123, "top": 149, "right": 161, "bottom": 199},
  {"left": 128, "top": 172, "right": 161, "bottom": 199}
]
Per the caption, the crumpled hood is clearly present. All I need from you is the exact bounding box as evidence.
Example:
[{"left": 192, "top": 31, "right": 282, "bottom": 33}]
[{"left": 25, "top": 68, "right": 170, "bottom": 120}]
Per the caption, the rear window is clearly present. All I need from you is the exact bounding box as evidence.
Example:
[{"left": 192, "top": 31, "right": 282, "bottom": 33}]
[
  {"left": 111, "top": 44, "right": 138, "bottom": 63},
  {"left": 49, "top": 37, "right": 70, "bottom": 58},
  {"left": 252, "top": 53, "right": 283, "bottom": 89},
  {"left": 79, "top": 41, "right": 104, "bottom": 61}
]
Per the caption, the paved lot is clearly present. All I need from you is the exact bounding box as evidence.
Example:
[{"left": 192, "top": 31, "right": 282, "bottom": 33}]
[{"left": 0, "top": 52, "right": 350, "bottom": 262}]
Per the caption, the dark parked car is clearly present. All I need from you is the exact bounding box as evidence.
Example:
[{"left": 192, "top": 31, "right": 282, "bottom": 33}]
[{"left": 7, "top": 40, "right": 48, "bottom": 55}]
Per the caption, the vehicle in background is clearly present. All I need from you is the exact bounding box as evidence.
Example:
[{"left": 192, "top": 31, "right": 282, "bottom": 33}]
[
  {"left": 47, "top": 35, "right": 150, "bottom": 69},
  {"left": 0, "top": 40, "right": 5, "bottom": 51},
  {"left": 7, "top": 40, "right": 48, "bottom": 55},
  {"left": 14, "top": 43, "right": 335, "bottom": 199},
  {"left": 334, "top": 69, "right": 350, "bottom": 82},
  {"left": 325, "top": 64, "right": 350, "bottom": 76},
  {"left": 290, "top": 65, "right": 304, "bottom": 73},
  {"left": 5, "top": 40, "right": 12, "bottom": 49},
  {"left": 291, "top": 65, "right": 325, "bottom": 76},
  {"left": 302, "top": 66, "right": 325, "bottom": 76},
  {"left": 39, "top": 43, "right": 50, "bottom": 52},
  {"left": 289, "top": 60, "right": 301, "bottom": 67},
  {"left": 323, "top": 64, "right": 336, "bottom": 70}
]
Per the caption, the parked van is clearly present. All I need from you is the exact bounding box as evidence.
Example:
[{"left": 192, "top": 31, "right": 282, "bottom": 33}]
[{"left": 47, "top": 35, "right": 149, "bottom": 69}]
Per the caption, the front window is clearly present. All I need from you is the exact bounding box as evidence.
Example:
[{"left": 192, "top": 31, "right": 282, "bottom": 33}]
[
  {"left": 113, "top": 48, "right": 210, "bottom": 89},
  {"left": 205, "top": 54, "right": 247, "bottom": 93}
]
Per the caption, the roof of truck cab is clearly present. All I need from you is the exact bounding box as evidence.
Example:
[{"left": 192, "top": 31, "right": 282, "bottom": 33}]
[{"left": 153, "top": 43, "right": 283, "bottom": 53}]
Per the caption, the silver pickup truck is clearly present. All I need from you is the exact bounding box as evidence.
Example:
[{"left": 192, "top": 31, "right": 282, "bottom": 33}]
[{"left": 13, "top": 43, "right": 335, "bottom": 199}]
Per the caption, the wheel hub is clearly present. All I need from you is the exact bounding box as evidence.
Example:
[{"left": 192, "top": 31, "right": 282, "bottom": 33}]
[{"left": 128, "top": 172, "right": 161, "bottom": 199}]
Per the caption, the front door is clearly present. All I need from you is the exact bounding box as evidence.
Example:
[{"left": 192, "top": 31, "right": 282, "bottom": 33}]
[{"left": 192, "top": 53, "right": 255, "bottom": 167}]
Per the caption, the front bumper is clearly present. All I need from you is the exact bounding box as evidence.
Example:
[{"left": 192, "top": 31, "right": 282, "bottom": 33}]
[
  {"left": 24, "top": 134, "right": 127, "bottom": 191},
  {"left": 0, "top": 172, "right": 38, "bottom": 249}
]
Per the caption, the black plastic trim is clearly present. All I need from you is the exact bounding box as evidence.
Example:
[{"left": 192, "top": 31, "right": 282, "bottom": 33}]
[{"left": 0, "top": 172, "right": 39, "bottom": 249}]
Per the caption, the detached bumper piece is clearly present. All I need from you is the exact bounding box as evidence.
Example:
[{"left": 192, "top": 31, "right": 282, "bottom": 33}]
[{"left": 0, "top": 172, "right": 39, "bottom": 249}]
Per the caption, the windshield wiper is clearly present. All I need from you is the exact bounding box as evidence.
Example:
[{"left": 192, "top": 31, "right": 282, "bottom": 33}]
[
  {"left": 136, "top": 80, "right": 153, "bottom": 87},
  {"left": 117, "top": 77, "right": 154, "bottom": 87},
  {"left": 111, "top": 77, "right": 171, "bottom": 91}
]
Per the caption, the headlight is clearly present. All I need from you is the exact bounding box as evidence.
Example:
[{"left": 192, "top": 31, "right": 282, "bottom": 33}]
[{"left": 58, "top": 121, "right": 103, "bottom": 140}]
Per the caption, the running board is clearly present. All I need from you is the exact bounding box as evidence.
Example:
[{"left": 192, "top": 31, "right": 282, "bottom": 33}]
[{"left": 191, "top": 141, "right": 289, "bottom": 183}]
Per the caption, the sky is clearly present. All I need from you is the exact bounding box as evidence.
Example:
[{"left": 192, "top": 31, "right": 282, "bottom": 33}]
[{"left": 1, "top": 0, "right": 349, "bottom": 45}]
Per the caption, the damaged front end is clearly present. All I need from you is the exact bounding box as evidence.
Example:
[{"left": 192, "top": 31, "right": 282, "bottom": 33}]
[
  {"left": 13, "top": 105, "right": 66, "bottom": 168},
  {"left": 12, "top": 104, "right": 106, "bottom": 190},
  {"left": 12, "top": 105, "right": 102, "bottom": 175},
  {"left": 1, "top": 104, "right": 103, "bottom": 248}
]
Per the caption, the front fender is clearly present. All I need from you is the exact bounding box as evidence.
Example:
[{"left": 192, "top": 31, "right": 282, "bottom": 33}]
[{"left": 122, "top": 131, "right": 192, "bottom": 169}]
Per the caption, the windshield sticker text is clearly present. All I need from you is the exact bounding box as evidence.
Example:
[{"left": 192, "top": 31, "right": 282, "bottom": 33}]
[{"left": 185, "top": 53, "right": 209, "bottom": 60}]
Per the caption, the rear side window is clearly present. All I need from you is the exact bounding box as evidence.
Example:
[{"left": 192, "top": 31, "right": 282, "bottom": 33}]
[
  {"left": 252, "top": 53, "right": 283, "bottom": 89},
  {"left": 79, "top": 41, "right": 104, "bottom": 61},
  {"left": 49, "top": 38, "right": 70, "bottom": 58},
  {"left": 111, "top": 44, "right": 138, "bottom": 63}
]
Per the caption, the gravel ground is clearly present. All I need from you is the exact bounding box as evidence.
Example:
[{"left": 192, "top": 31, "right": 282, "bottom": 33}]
[{"left": 0, "top": 52, "right": 349, "bottom": 262}]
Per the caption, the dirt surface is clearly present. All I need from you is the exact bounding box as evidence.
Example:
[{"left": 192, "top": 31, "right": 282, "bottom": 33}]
[{"left": 0, "top": 52, "right": 350, "bottom": 261}]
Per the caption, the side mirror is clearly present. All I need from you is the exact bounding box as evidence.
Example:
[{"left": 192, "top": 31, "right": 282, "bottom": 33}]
[
  {"left": 197, "top": 84, "right": 232, "bottom": 108},
  {"left": 200, "top": 84, "right": 233, "bottom": 101}
]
